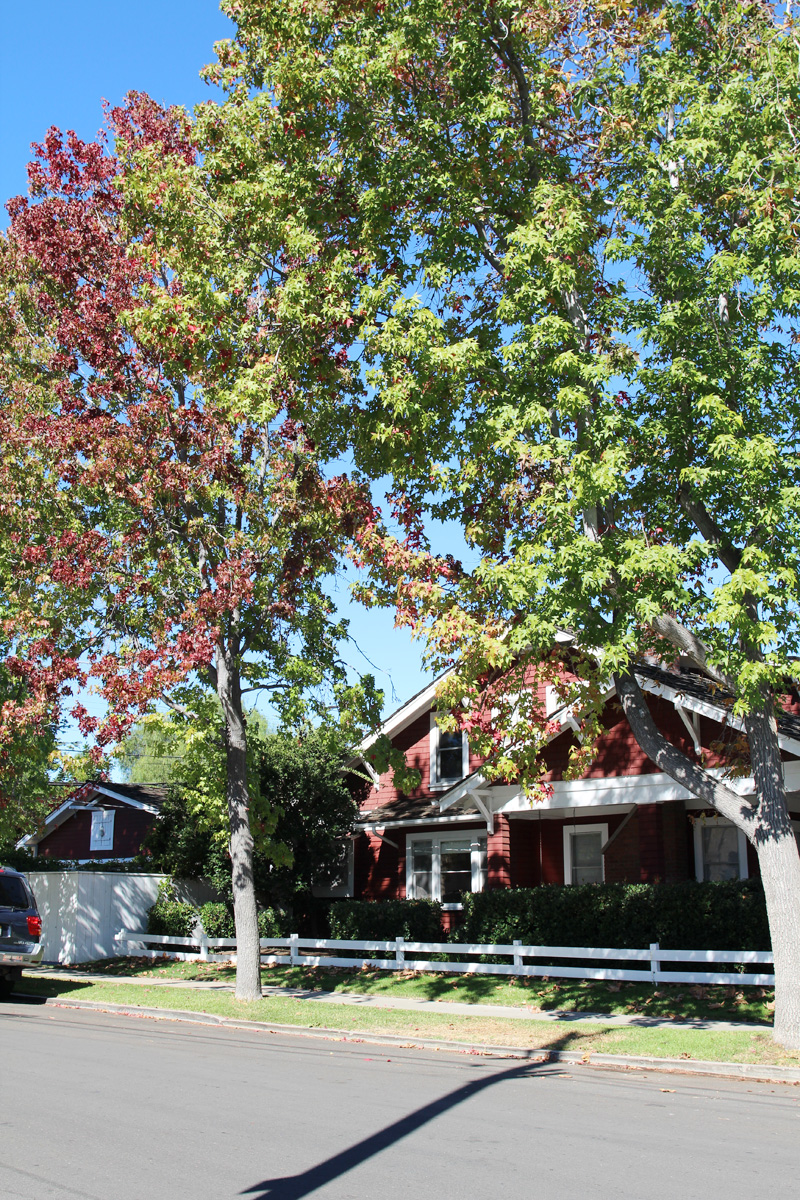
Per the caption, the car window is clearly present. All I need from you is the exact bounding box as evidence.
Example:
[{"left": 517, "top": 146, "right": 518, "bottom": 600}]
[{"left": 0, "top": 876, "right": 30, "bottom": 909}]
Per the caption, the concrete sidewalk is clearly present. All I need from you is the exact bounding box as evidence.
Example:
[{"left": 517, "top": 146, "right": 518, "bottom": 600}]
[{"left": 23, "top": 966, "right": 767, "bottom": 1032}]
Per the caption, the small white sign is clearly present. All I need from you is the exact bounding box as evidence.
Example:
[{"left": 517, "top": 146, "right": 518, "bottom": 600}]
[{"left": 90, "top": 809, "right": 115, "bottom": 851}]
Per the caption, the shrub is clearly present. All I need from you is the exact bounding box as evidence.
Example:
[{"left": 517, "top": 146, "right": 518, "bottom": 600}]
[
  {"left": 460, "top": 879, "right": 770, "bottom": 951},
  {"left": 258, "top": 907, "right": 289, "bottom": 937},
  {"left": 198, "top": 901, "right": 234, "bottom": 939},
  {"left": 198, "top": 903, "right": 289, "bottom": 939},
  {"left": 329, "top": 899, "right": 444, "bottom": 942},
  {"left": 146, "top": 880, "right": 196, "bottom": 937}
]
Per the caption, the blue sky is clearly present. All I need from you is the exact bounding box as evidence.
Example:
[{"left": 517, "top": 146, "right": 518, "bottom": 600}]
[{"left": 1, "top": 1, "right": 433, "bottom": 761}]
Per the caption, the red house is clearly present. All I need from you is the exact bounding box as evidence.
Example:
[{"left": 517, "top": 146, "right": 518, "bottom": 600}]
[
  {"left": 19, "top": 782, "right": 167, "bottom": 863},
  {"left": 348, "top": 663, "right": 800, "bottom": 925}
]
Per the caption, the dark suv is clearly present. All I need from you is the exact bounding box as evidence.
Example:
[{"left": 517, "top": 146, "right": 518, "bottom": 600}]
[{"left": 0, "top": 867, "right": 43, "bottom": 997}]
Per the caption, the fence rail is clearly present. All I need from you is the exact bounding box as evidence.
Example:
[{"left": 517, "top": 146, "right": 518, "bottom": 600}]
[{"left": 115, "top": 932, "right": 775, "bottom": 987}]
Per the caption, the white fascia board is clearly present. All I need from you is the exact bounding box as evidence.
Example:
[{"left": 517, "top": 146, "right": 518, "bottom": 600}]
[
  {"left": 492, "top": 764, "right": 765, "bottom": 814},
  {"left": 637, "top": 676, "right": 800, "bottom": 757},
  {"left": 16, "top": 790, "right": 94, "bottom": 847},
  {"left": 437, "top": 771, "right": 489, "bottom": 813},
  {"left": 357, "top": 812, "right": 486, "bottom": 831},
  {"left": 93, "top": 785, "right": 161, "bottom": 814},
  {"left": 356, "top": 673, "right": 453, "bottom": 758}
]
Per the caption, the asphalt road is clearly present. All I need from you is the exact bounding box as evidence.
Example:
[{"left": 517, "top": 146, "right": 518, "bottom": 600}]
[{"left": 1, "top": 999, "right": 798, "bottom": 1200}]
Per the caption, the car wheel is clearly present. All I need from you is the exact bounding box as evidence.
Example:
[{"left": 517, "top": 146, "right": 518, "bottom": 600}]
[{"left": 0, "top": 977, "right": 15, "bottom": 1000}]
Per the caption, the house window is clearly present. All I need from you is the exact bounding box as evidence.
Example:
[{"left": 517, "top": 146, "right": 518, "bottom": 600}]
[
  {"left": 429, "top": 715, "right": 469, "bottom": 788},
  {"left": 694, "top": 818, "right": 748, "bottom": 882},
  {"left": 407, "top": 834, "right": 487, "bottom": 905},
  {"left": 90, "top": 809, "right": 115, "bottom": 852},
  {"left": 563, "top": 823, "right": 608, "bottom": 885}
]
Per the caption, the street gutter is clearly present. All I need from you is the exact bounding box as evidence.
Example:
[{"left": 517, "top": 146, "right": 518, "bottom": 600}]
[{"left": 32, "top": 994, "right": 800, "bottom": 1087}]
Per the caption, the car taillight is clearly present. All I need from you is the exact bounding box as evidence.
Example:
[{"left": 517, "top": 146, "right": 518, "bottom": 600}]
[{"left": 26, "top": 915, "right": 41, "bottom": 939}]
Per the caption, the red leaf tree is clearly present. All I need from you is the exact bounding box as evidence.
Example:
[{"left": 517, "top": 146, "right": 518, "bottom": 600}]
[{"left": 0, "top": 95, "right": 381, "bottom": 998}]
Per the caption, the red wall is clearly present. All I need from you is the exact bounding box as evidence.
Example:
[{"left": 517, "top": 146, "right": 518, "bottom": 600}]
[
  {"left": 361, "top": 713, "right": 484, "bottom": 813},
  {"left": 36, "top": 805, "right": 155, "bottom": 860}
]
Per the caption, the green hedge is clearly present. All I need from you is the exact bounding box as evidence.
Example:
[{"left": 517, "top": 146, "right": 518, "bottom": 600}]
[
  {"left": 146, "top": 880, "right": 196, "bottom": 938},
  {"left": 460, "top": 880, "right": 771, "bottom": 951},
  {"left": 197, "top": 902, "right": 289, "bottom": 939},
  {"left": 329, "top": 899, "right": 444, "bottom": 942}
]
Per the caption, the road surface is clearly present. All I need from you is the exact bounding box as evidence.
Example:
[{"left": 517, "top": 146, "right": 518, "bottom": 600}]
[{"left": 1, "top": 998, "right": 798, "bottom": 1199}]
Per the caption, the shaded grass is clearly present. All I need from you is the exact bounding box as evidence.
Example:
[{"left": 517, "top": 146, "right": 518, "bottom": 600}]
[
  {"left": 67, "top": 956, "right": 775, "bottom": 1025},
  {"left": 16, "top": 976, "right": 798, "bottom": 1068}
]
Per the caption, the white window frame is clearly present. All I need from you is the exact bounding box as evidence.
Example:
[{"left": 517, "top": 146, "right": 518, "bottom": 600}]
[
  {"left": 89, "top": 809, "right": 115, "bottom": 852},
  {"left": 406, "top": 832, "right": 486, "bottom": 905},
  {"left": 563, "top": 823, "right": 608, "bottom": 885},
  {"left": 429, "top": 714, "right": 470, "bottom": 789},
  {"left": 693, "top": 817, "right": 749, "bottom": 882}
]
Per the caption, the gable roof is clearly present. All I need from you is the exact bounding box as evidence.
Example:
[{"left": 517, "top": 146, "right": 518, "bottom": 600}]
[
  {"left": 636, "top": 663, "right": 800, "bottom": 754},
  {"left": 17, "top": 781, "right": 169, "bottom": 850}
]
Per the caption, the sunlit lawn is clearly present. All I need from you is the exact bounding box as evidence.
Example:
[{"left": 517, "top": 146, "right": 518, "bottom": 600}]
[
  {"left": 15, "top": 975, "right": 798, "bottom": 1068},
  {"left": 43, "top": 956, "right": 776, "bottom": 1025}
]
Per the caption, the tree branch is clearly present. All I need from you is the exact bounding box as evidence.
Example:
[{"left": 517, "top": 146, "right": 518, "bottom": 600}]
[
  {"left": 648, "top": 614, "right": 734, "bottom": 688},
  {"left": 614, "top": 668, "right": 756, "bottom": 838},
  {"left": 677, "top": 484, "right": 742, "bottom": 574}
]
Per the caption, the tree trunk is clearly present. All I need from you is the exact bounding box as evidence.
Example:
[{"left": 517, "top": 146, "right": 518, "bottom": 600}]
[
  {"left": 615, "top": 668, "right": 800, "bottom": 1048},
  {"left": 215, "top": 645, "right": 262, "bottom": 1002},
  {"left": 745, "top": 701, "right": 800, "bottom": 1050}
]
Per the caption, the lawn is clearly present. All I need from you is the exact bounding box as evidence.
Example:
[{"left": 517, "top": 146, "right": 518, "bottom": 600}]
[
  {"left": 63, "top": 956, "right": 776, "bottom": 1025},
  {"left": 15, "top": 975, "right": 799, "bottom": 1068}
]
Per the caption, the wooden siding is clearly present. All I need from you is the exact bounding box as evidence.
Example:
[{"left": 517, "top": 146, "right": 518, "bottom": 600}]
[{"left": 36, "top": 806, "right": 156, "bottom": 860}]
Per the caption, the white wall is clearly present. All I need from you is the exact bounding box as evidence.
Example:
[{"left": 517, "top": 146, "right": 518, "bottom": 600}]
[{"left": 25, "top": 872, "right": 221, "bottom": 964}]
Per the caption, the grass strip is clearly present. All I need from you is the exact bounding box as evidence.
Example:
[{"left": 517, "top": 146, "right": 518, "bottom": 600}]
[
  {"left": 70, "top": 957, "right": 775, "bottom": 1025},
  {"left": 18, "top": 976, "right": 799, "bottom": 1068}
]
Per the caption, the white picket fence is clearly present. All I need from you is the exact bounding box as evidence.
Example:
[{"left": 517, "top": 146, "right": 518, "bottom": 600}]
[{"left": 117, "top": 932, "right": 775, "bottom": 987}]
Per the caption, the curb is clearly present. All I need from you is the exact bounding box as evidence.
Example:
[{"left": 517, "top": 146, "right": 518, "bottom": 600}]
[{"left": 32, "top": 995, "right": 800, "bottom": 1086}]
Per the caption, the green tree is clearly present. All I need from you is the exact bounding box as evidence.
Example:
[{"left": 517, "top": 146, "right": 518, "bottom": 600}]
[
  {"left": 210, "top": 0, "right": 800, "bottom": 1045},
  {"left": 115, "top": 715, "right": 189, "bottom": 785},
  {"left": 141, "top": 723, "right": 359, "bottom": 925}
]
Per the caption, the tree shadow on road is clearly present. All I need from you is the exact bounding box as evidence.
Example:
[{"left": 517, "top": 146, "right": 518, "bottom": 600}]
[{"left": 239, "top": 1051, "right": 567, "bottom": 1198}]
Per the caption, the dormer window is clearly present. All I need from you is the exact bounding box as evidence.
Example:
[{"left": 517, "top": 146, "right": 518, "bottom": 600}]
[{"left": 430, "top": 715, "right": 469, "bottom": 788}]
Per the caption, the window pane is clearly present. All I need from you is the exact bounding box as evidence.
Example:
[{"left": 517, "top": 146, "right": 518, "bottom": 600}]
[
  {"left": 411, "top": 840, "right": 433, "bottom": 899},
  {"left": 440, "top": 839, "right": 471, "bottom": 903},
  {"left": 702, "top": 826, "right": 740, "bottom": 881},
  {"left": 571, "top": 832, "right": 603, "bottom": 885},
  {"left": 438, "top": 731, "right": 464, "bottom": 781},
  {"left": 0, "top": 877, "right": 30, "bottom": 909},
  {"left": 475, "top": 836, "right": 488, "bottom": 893}
]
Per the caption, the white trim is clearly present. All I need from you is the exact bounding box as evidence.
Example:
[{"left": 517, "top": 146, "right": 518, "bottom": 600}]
[
  {"left": 675, "top": 705, "right": 702, "bottom": 755},
  {"left": 406, "top": 831, "right": 488, "bottom": 902},
  {"left": 17, "top": 783, "right": 161, "bottom": 848},
  {"left": 355, "top": 673, "right": 452, "bottom": 759},
  {"left": 638, "top": 675, "right": 800, "bottom": 757},
  {"left": 359, "top": 825, "right": 400, "bottom": 848},
  {"left": 90, "top": 809, "right": 115, "bottom": 852},
  {"left": 563, "top": 823, "right": 608, "bottom": 885},
  {"left": 357, "top": 812, "right": 485, "bottom": 831},
  {"left": 467, "top": 790, "right": 495, "bottom": 834},
  {"left": 93, "top": 786, "right": 161, "bottom": 814},
  {"left": 693, "top": 817, "right": 749, "bottom": 882},
  {"left": 429, "top": 713, "right": 470, "bottom": 788}
]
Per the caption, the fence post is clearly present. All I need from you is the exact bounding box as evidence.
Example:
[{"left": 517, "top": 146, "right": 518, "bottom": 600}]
[
  {"left": 290, "top": 933, "right": 300, "bottom": 966},
  {"left": 199, "top": 930, "right": 209, "bottom": 963},
  {"left": 513, "top": 939, "right": 523, "bottom": 973},
  {"left": 650, "top": 942, "right": 660, "bottom": 984},
  {"left": 395, "top": 936, "right": 405, "bottom": 970}
]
